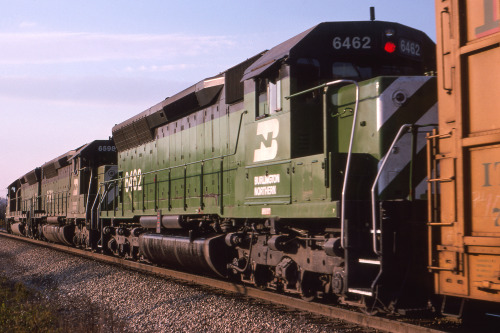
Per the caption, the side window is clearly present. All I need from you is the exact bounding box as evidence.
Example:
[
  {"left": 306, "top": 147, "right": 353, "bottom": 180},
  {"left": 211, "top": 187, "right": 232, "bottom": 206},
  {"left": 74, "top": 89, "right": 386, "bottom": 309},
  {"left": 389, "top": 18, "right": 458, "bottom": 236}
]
[
  {"left": 73, "top": 159, "right": 79, "bottom": 175},
  {"left": 255, "top": 78, "right": 267, "bottom": 119},
  {"left": 256, "top": 76, "right": 282, "bottom": 119},
  {"left": 268, "top": 79, "right": 281, "bottom": 115}
]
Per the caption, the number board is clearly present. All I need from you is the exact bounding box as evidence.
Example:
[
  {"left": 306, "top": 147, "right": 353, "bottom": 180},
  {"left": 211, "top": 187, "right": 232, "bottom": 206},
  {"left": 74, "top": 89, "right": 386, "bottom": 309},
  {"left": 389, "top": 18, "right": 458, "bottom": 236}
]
[
  {"left": 332, "top": 35, "right": 423, "bottom": 58},
  {"left": 332, "top": 36, "right": 372, "bottom": 51},
  {"left": 398, "top": 38, "right": 422, "bottom": 58},
  {"left": 98, "top": 145, "right": 116, "bottom": 152}
]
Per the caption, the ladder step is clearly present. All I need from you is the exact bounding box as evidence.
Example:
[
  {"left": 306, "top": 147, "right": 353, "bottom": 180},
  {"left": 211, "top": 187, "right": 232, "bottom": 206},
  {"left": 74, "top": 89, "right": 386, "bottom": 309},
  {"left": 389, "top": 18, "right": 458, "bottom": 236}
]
[
  {"left": 428, "top": 177, "right": 454, "bottom": 183},
  {"left": 426, "top": 131, "right": 452, "bottom": 140},
  {"left": 348, "top": 288, "right": 373, "bottom": 296},
  {"left": 427, "top": 221, "right": 454, "bottom": 226},
  {"left": 358, "top": 258, "right": 381, "bottom": 265}
]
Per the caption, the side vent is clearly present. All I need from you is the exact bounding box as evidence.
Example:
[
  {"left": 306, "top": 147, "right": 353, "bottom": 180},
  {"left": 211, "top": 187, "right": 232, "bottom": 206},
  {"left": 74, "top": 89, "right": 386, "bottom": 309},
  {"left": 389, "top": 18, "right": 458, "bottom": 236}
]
[{"left": 113, "top": 116, "right": 154, "bottom": 152}]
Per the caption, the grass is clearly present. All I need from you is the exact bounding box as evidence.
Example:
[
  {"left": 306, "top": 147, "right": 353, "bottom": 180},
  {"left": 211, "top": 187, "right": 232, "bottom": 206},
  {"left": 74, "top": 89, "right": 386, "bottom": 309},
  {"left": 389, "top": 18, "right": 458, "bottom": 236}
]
[
  {"left": 0, "top": 220, "right": 126, "bottom": 332},
  {"left": 0, "top": 275, "right": 126, "bottom": 332},
  {"left": 0, "top": 276, "right": 60, "bottom": 332}
]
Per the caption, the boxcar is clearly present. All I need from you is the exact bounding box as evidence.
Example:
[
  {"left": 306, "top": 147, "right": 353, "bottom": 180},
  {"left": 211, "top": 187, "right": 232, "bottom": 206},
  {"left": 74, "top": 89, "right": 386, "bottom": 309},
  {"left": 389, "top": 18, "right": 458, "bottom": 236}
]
[{"left": 429, "top": 0, "right": 500, "bottom": 312}]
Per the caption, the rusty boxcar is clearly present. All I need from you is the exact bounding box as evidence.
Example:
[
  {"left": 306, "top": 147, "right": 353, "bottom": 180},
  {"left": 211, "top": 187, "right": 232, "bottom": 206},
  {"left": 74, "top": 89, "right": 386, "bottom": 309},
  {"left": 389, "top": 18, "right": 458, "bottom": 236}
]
[{"left": 429, "top": 0, "right": 500, "bottom": 312}]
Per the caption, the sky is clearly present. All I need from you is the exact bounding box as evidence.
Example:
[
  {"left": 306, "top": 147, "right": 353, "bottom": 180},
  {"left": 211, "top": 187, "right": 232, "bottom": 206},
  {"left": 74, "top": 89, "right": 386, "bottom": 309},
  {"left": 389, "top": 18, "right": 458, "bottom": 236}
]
[{"left": 0, "top": 0, "right": 436, "bottom": 197}]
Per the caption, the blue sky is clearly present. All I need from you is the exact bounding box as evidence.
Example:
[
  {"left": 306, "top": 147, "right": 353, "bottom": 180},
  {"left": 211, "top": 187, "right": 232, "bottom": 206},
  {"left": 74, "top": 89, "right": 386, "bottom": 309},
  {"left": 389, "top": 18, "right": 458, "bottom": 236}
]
[{"left": 0, "top": 0, "right": 436, "bottom": 196}]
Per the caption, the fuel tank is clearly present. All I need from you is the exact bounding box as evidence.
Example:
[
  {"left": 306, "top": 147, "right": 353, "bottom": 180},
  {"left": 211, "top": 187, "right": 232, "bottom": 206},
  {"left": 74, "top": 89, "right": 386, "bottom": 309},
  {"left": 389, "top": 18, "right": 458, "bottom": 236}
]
[
  {"left": 139, "top": 233, "right": 229, "bottom": 277},
  {"left": 42, "top": 225, "right": 75, "bottom": 246},
  {"left": 139, "top": 215, "right": 194, "bottom": 229},
  {"left": 11, "top": 222, "right": 25, "bottom": 236}
]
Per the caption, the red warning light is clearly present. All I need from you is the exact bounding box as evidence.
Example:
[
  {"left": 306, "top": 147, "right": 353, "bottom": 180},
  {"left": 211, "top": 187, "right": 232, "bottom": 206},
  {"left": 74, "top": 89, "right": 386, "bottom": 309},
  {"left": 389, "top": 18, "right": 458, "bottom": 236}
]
[{"left": 384, "top": 41, "right": 396, "bottom": 53}]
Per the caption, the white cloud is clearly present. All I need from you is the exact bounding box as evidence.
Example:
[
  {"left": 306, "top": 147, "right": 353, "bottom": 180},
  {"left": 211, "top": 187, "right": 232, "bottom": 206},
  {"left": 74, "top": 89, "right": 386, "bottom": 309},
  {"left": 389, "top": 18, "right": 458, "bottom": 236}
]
[
  {"left": 0, "top": 31, "right": 235, "bottom": 65},
  {"left": 19, "top": 21, "right": 37, "bottom": 28}
]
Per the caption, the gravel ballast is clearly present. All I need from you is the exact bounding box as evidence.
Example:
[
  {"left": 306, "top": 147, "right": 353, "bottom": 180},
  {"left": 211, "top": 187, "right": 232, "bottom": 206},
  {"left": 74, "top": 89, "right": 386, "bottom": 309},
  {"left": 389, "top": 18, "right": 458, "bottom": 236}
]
[{"left": 0, "top": 236, "right": 373, "bottom": 332}]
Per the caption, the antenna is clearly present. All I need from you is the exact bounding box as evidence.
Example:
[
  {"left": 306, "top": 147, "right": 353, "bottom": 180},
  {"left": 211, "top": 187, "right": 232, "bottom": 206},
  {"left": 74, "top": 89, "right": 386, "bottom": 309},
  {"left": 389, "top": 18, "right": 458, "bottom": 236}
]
[{"left": 370, "top": 7, "right": 375, "bottom": 21}]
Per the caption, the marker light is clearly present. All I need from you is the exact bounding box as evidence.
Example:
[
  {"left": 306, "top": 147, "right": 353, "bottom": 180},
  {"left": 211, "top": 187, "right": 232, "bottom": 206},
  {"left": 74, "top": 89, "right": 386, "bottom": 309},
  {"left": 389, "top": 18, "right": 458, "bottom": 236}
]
[
  {"left": 384, "top": 29, "right": 395, "bottom": 37},
  {"left": 384, "top": 41, "right": 396, "bottom": 53}
]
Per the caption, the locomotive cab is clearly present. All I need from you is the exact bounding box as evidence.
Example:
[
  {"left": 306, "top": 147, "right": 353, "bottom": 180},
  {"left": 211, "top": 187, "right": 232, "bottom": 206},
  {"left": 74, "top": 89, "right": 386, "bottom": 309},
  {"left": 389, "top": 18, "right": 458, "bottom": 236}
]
[
  {"left": 6, "top": 178, "right": 23, "bottom": 234},
  {"left": 239, "top": 21, "right": 438, "bottom": 311},
  {"left": 5, "top": 168, "right": 42, "bottom": 238}
]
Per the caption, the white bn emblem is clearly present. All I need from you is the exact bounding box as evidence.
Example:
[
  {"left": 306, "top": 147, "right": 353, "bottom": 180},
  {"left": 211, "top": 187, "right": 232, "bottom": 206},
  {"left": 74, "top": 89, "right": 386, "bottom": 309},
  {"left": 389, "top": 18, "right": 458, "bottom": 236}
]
[{"left": 253, "top": 119, "right": 279, "bottom": 162}]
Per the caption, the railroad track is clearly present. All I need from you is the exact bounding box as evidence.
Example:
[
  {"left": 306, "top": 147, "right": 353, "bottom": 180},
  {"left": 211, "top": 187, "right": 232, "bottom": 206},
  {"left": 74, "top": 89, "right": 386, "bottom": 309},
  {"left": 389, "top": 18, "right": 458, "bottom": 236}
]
[{"left": 0, "top": 231, "right": 446, "bottom": 333}]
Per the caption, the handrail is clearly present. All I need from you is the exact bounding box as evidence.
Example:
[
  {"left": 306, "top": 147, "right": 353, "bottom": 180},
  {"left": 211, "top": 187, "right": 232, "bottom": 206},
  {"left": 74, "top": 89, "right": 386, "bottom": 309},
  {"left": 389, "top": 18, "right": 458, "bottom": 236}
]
[
  {"left": 440, "top": 7, "right": 453, "bottom": 94},
  {"left": 370, "top": 124, "right": 437, "bottom": 255},
  {"left": 85, "top": 168, "right": 93, "bottom": 221},
  {"left": 97, "top": 187, "right": 110, "bottom": 246},
  {"left": 286, "top": 79, "right": 359, "bottom": 250},
  {"left": 90, "top": 185, "right": 104, "bottom": 230},
  {"left": 338, "top": 80, "right": 360, "bottom": 249},
  {"left": 96, "top": 109, "right": 248, "bottom": 220},
  {"left": 100, "top": 110, "right": 248, "bottom": 186},
  {"left": 370, "top": 124, "right": 412, "bottom": 255}
]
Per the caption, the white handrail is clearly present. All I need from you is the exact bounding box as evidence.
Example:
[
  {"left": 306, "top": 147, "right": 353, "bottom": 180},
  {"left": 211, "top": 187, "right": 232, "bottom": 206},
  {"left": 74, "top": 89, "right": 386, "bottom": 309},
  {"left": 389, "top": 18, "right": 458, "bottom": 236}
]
[{"left": 370, "top": 124, "right": 412, "bottom": 255}]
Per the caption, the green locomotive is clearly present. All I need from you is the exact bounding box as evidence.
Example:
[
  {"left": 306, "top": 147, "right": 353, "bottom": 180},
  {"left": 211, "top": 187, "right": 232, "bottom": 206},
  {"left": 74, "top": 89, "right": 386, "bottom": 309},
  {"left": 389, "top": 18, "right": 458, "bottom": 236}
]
[
  {"left": 5, "top": 20, "right": 437, "bottom": 314},
  {"left": 98, "top": 21, "right": 437, "bottom": 312},
  {"left": 6, "top": 140, "right": 116, "bottom": 246}
]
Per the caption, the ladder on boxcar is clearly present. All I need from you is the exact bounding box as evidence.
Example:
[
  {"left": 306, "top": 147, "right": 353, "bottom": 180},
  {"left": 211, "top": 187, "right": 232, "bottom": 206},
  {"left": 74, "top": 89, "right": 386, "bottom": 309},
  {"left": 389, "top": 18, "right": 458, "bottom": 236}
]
[{"left": 426, "top": 129, "right": 457, "bottom": 272}]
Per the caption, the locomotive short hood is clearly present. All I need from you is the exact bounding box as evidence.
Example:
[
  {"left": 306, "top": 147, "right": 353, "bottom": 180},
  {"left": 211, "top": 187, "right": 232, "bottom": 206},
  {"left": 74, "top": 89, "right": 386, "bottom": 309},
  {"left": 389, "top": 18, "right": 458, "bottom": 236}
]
[{"left": 241, "top": 21, "right": 435, "bottom": 81}]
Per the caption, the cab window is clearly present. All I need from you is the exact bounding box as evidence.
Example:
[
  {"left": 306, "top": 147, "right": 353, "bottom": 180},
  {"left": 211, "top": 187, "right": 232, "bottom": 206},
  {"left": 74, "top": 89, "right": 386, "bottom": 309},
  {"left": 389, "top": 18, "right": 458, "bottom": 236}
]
[
  {"left": 256, "top": 75, "right": 282, "bottom": 119},
  {"left": 290, "top": 58, "right": 323, "bottom": 158},
  {"left": 268, "top": 79, "right": 281, "bottom": 115}
]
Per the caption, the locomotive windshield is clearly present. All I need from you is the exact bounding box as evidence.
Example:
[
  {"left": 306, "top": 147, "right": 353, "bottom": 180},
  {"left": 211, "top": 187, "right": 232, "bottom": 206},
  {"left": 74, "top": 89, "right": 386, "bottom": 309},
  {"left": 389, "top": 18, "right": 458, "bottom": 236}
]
[
  {"left": 293, "top": 56, "right": 428, "bottom": 96},
  {"left": 293, "top": 50, "right": 433, "bottom": 93},
  {"left": 331, "top": 61, "right": 423, "bottom": 81}
]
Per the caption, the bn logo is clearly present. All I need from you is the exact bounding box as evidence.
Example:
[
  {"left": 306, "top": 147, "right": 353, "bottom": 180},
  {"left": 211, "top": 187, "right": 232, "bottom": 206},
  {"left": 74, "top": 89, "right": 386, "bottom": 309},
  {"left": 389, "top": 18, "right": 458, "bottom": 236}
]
[{"left": 254, "top": 119, "right": 279, "bottom": 162}]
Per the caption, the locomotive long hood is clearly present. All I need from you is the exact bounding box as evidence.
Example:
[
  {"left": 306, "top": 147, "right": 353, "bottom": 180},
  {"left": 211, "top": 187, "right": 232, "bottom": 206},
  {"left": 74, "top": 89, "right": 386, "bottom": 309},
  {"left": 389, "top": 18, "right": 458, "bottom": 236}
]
[
  {"left": 111, "top": 75, "right": 224, "bottom": 152},
  {"left": 21, "top": 167, "right": 41, "bottom": 185},
  {"left": 41, "top": 149, "right": 77, "bottom": 179},
  {"left": 111, "top": 52, "right": 264, "bottom": 152}
]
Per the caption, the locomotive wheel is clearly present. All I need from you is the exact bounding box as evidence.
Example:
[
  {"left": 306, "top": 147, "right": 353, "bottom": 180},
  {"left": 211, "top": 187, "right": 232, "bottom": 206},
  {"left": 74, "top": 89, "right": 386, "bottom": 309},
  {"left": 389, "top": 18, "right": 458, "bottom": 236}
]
[
  {"left": 253, "top": 265, "right": 272, "bottom": 290},
  {"left": 300, "top": 272, "right": 317, "bottom": 302}
]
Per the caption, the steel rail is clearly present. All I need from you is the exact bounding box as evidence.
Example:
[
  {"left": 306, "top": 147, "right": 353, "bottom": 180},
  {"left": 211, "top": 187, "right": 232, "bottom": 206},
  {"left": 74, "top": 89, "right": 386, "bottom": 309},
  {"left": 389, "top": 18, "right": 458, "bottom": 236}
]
[{"left": 0, "top": 231, "right": 445, "bottom": 333}]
